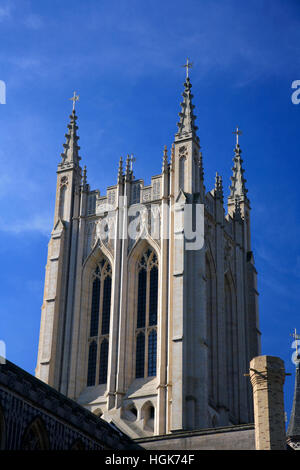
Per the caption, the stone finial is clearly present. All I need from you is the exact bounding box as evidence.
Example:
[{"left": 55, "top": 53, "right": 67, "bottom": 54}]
[
  {"left": 82, "top": 165, "right": 89, "bottom": 192},
  {"left": 214, "top": 172, "right": 223, "bottom": 202},
  {"left": 170, "top": 143, "right": 175, "bottom": 172},
  {"left": 162, "top": 145, "right": 169, "bottom": 174},
  {"left": 118, "top": 157, "right": 123, "bottom": 184},
  {"left": 249, "top": 355, "right": 286, "bottom": 450},
  {"left": 125, "top": 154, "right": 131, "bottom": 182}
]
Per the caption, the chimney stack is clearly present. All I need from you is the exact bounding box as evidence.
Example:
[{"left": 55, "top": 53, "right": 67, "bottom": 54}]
[{"left": 249, "top": 355, "right": 286, "bottom": 450}]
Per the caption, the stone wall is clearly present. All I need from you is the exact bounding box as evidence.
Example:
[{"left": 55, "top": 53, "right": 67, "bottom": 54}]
[{"left": 136, "top": 424, "right": 255, "bottom": 450}]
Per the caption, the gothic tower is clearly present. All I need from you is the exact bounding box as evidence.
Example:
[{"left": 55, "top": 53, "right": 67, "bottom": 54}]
[{"left": 36, "top": 73, "right": 260, "bottom": 438}]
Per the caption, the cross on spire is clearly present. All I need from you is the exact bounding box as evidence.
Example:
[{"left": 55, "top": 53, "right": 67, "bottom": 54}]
[
  {"left": 182, "top": 58, "right": 193, "bottom": 79},
  {"left": 233, "top": 126, "right": 242, "bottom": 146},
  {"left": 70, "top": 91, "right": 79, "bottom": 111}
]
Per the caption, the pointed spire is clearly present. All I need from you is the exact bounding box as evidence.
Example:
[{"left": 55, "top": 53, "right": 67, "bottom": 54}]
[
  {"left": 118, "top": 157, "right": 123, "bottom": 184},
  {"left": 162, "top": 145, "right": 168, "bottom": 173},
  {"left": 129, "top": 154, "right": 136, "bottom": 179},
  {"left": 175, "top": 74, "right": 199, "bottom": 144},
  {"left": 214, "top": 172, "right": 224, "bottom": 202},
  {"left": 60, "top": 108, "right": 81, "bottom": 166},
  {"left": 228, "top": 127, "right": 248, "bottom": 204},
  {"left": 82, "top": 165, "right": 89, "bottom": 192}
]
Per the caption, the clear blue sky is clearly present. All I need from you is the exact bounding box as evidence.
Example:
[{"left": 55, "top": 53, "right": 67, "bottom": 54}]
[{"left": 0, "top": 0, "right": 299, "bottom": 422}]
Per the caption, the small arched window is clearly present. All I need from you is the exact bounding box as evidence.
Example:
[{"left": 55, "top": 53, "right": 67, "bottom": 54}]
[
  {"left": 141, "top": 402, "right": 155, "bottom": 433},
  {"left": 135, "top": 248, "right": 158, "bottom": 378},
  {"left": 87, "top": 259, "right": 112, "bottom": 386}
]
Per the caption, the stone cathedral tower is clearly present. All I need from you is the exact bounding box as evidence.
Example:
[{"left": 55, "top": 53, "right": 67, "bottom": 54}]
[{"left": 36, "top": 71, "right": 261, "bottom": 438}]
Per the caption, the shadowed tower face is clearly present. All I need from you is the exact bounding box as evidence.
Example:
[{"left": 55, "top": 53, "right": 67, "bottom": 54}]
[{"left": 36, "top": 71, "right": 260, "bottom": 438}]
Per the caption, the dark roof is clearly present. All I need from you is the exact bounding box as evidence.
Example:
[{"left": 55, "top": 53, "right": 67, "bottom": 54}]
[{"left": 0, "top": 358, "right": 140, "bottom": 450}]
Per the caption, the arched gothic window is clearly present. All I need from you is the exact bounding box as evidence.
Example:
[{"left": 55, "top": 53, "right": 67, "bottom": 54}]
[
  {"left": 70, "top": 439, "right": 86, "bottom": 450},
  {"left": 225, "top": 276, "right": 238, "bottom": 417},
  {"left": 135, "top": 248, "right": 158, "bottom": 378},
  {"left": 21, "top": 417, "right": 49, "bottom": 450},
  {"left": 141, "top": 401, "right": 155, "bottom": 433},
  {"left": 206, "top": 255, "right": 218, "bottom": 404},
  {"left": 132, "top": 183, "right": 141, "bottom": 204},
  {"left": 87, "top": 259, "right": 112, "bottom": 386}
]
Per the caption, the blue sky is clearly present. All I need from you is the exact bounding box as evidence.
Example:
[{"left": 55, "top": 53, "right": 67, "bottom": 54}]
[{"left": 0, "top": 0, "right": 299, "bottom": 422}]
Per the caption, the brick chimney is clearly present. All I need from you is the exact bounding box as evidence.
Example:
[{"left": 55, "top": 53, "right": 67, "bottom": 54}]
[{"left": 249, "top": 355, "right": 286, "bottom": 450}]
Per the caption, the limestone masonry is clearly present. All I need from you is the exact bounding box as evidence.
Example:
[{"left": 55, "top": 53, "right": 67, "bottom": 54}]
[{"left": 35, "top": 75, "right": 261, "bottom": 439}]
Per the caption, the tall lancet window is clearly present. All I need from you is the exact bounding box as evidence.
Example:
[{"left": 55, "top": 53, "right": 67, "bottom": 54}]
[
  {"left": 87, "top": 259, "right": 112, "bottom": 386},
  {"left": 135, "top": 248, "right": 158, "bottom": 378},
  {"left": 59, "top": 185, "right": 67, "bottom": 219},
  {"left": 179, "top": 156, "right": 186, "bottom": 190},
  {"left": 225, "top": 276, "right": 238, "bottom": 417},
  {"left": 206, "top": 255, "right": 218, "bottom": 404}
]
